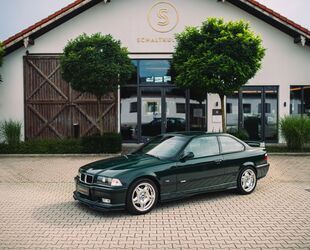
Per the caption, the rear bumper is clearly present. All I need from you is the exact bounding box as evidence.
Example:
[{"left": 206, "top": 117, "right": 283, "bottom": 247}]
[
  {"left": 256, "top": 163, "right": 270, "bottom": 179},
  {"left": 73, "top": 177, "right": 126, "bottom": 211}
]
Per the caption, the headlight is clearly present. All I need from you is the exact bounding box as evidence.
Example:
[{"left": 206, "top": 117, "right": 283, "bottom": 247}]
[
  {"left": 78, "top": 171, "right": 81, "bottom": 178},
  {"left": 97, "top": 176, "right": 123, "bottom": 187}
]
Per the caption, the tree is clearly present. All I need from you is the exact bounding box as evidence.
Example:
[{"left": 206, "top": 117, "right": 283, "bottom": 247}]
[
  {"left": 60, "top": 33, "right": 134, "bottom": 135},
  {"left": 0, "top": 42, "right": 4, "bottom": 82},
  {"left": 172, "top": 18, "right": 265, "bottom": 132}
]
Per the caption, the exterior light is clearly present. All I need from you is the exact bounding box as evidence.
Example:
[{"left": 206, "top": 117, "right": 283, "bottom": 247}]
[{"left": 102, "top": 198, "right": 111, "bottom": 204}]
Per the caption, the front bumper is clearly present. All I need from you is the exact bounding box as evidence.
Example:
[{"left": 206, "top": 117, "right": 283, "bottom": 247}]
[{"left": 73, "top": 177, "right": 127, "bottom": 211}]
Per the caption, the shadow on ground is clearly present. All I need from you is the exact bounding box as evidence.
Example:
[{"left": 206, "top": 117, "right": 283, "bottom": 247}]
[{"left": 32, "top": 189, "right": 237, "bottom": 227}]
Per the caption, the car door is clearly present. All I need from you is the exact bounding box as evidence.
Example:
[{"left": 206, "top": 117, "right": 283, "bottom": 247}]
[
  {"left": 218, "top": 135, "right": 246, "bottom": 185},
  {"left": 176, "top": 136, "right": 224, "bottom": 193}
]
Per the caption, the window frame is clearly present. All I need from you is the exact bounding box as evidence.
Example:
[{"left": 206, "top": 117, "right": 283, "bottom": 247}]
[
  {"left": 217, "top": 135, "right": 245, "bottom": 155},
  {"left": 290, "top": 85, "right": 310, "bottom": 116}
]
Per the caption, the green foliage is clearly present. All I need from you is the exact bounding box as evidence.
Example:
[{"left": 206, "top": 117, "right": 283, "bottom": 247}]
[
  {"left": 227, "top": 127, "right": 249, "bottom": 141},
  {"left": 81, "top": 133, "right": 122, "bottom": 153},
  {"left": 172, "top": 18, "right": 265, "bottom": 95},
  {"left": 280, "top": 116, "right": 310, "bottom": 150},
  {"left": 0, "top": 120, "right": 22, "bottom": 145},
  {"left": 172, "top": 18, "right": 265, "bottom": 132},
  {"left": 60, "top": 33, "right": 134, "bottom": 99},
  {"left": 0, "top": 41, "right": 4, "bottom": 82},
  {"left": 266, "top": 145, "right": 310, "bottom": 153},
  {"left": 0, "top": 133, "right": 122, "bottom": 154}
]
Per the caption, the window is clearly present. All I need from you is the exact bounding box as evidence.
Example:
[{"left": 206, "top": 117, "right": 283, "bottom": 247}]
[
  {"left": 139, "top": 60, "right": 172, "bottom": 84},
  {"left": 176, "top": 103, "right": 185, "bottom": 113},
  {"left": 183, "top": 136, "right": 219, "bottom": 158},
  {"left": 290, "top": 86, "right": 310, "bottom": 116},
  {"left": 226, "top": 103, "right": 232, "bottom": 114},
  {"left": 243, "top": 104, "right": 251, "bottom": 114},
  {"left": 147, "top": 102, "right": 158, "bottom": 113},
  {"left": 130, "top": 102, "right": 137, "bottom": 113},
  {"left": 219, "top": 136, "right": 244, "bottom": 153},
  {"left": 258, "top": 103, "right": 271, "bottom": 113}
]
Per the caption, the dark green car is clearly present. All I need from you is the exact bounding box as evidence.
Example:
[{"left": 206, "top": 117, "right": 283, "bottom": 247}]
[{"left": 73, "top": 132, "right": 269, "bottom": 214}]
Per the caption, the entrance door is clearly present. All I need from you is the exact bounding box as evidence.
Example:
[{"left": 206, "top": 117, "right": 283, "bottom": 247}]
[
  {"left": 140, "top": 87, "right": 164, "bottom": 141},
  {"left": 139, "top": 87, "right": 187, "bottom": 141},
  {"left": 241, "top": 86, "right": 278, "bottom": 142}
]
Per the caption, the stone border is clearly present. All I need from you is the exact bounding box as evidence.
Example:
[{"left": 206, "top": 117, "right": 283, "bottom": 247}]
[
  {"left": 0, "top": 153, "right": 120, "bottom": 157},
  {"left": 268, "top": 152, "right": 310, "bottom": 156}
]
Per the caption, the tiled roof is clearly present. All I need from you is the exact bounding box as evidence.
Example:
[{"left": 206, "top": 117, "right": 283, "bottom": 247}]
[
  {"left": 245, "top": 0, "right": 310, "bottom": 36},
  {"left": 2, "top": 0, "right": 310, "bottom": 50},
  {"left": 3, "top": 0, "right": 87, "bottom": 47}
]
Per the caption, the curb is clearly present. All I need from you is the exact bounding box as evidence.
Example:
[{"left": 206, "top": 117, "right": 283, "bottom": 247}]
[
  {"left": 1, "top": 153, "right": 310, "bottom": 157},
  {"left": 0, "top": 153, "right": 120, "bottom": 157},
  {"left": 268, "top": 152, "right": 310, "bottom": 156}
]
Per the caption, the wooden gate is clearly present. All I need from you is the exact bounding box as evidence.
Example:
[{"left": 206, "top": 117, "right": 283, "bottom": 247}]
[{"left": 24, "top": 55, "right": 117, "bottom": 140}]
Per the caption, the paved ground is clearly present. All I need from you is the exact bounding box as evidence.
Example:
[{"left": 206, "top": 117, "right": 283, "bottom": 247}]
[{"left": 0, "top": 155, "right": 309, "bottom": 250}]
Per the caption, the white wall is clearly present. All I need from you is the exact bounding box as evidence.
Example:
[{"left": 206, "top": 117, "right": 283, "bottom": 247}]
[{"left": 1, "top": 0, "right": 310, "bottom": 141}]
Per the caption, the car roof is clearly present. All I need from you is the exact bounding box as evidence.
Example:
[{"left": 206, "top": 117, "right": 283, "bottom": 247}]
[{"left": 163, "top": 131, "right": 226, "bottom": 138}]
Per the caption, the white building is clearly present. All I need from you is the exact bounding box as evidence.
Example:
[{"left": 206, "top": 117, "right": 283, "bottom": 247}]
[{"left": 0, "top": 0, "right": 309, "bottom": 143}]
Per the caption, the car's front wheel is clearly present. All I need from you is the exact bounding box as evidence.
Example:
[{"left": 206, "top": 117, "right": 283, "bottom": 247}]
[
  {"left": 237, "top": 167, "right": 257, "bottom": 194},
  {"left": 126, "top": 179, "right": 158, "bottom": 215}
]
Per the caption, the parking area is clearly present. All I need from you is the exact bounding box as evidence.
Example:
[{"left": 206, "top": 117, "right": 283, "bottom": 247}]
[{"left": 0, "top": 155, "right": 309, "bottom": 249}]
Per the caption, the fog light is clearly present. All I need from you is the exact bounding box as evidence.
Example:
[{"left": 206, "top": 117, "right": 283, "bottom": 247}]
[{"left": 102, "top": 198, "right": 111, "bottom": 204}]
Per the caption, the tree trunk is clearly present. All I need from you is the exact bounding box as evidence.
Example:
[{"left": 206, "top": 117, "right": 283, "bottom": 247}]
[
  {"left": 97, "top": 96, "right": 104, "bottom": 135},
  {"left": 220, "top": 94, "right": 226, "bottom": 133}
]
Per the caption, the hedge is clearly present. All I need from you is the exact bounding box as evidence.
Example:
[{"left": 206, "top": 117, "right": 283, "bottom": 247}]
[{"left": 0, "top": 133, "right": 122, "bottom": 154}]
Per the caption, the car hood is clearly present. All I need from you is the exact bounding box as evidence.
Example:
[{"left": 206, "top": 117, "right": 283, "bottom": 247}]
[{"left": 80, "top": 153, "right": 165, "bottom": 177}]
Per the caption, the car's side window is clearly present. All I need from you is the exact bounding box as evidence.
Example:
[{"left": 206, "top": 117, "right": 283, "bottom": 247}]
[
  {"left": 219, "top": 136, "right": 244, "bottom": 153},
  {"left": 183, "top": 136, "right": 220, "bottom": 158}
]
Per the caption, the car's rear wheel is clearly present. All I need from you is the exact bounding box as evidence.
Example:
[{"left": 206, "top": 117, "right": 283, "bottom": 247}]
[
  {"left": 126, "top": 179, "right": 158, "bottom": 215},
  {"left": 237, "top": 167, "right": 257, "bottom": 194}
]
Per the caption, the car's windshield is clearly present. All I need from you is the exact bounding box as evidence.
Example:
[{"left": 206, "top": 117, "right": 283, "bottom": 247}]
[{"left": 135, "top": 135, "right": 188, "bottom": 159}]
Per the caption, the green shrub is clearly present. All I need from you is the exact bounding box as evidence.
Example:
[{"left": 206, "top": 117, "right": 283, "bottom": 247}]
[
  {"left": 227, "top": 127, "right": 249, "bottom": 141},
  {"left": 0, "top": 138, "right": 82, "bottom": 154},
  {"left": 280, "top": 116, "right": 310, "bottom": 151},
  {"left": 0, "top": 120, "right": 22, "bottom": 145},
  {"left": 81, "top": 133, "right": 122, "bottom": 153}
]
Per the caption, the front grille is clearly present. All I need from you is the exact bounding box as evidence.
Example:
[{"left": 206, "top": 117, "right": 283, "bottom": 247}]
[{"left": 80, "top": 173, "right": 94, "bottom": 184}]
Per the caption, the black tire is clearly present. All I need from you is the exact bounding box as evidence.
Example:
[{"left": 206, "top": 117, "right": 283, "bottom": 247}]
[
  {"left": 237, "top": 167, "right": 257, "bottom": 195},
  {"left": 126, "top": 178, "right": 158, "bottom": 215}
]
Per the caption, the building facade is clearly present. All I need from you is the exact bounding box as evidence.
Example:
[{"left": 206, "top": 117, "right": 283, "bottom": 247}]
[{"left": 1, "top": 0, "right": 310, "bottom": 143}]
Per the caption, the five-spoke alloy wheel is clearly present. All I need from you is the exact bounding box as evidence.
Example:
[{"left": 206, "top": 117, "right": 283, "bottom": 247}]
[
  {"left": 127, "top": 179, "right": 158, "bottom": 215},
  {"left": 237, "top": 167, "right": 257, "bottom": 194}
]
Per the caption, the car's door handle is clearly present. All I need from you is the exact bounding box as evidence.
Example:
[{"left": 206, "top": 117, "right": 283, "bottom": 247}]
[{"left": 214, "top": 159, "right": 222, "bottom": 164}]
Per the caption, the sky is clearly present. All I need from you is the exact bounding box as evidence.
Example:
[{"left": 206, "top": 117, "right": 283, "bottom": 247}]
[{"left": 0, "top": 0, "right": 309, "bottom": 41}]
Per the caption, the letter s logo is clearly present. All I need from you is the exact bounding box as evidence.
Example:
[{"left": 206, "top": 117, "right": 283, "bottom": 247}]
[
  {"left": 157, "top": 8, "right": 169, "bottom": 26},
  {"left": 148, "top": 2, "right": 179, "bottom": 33}
]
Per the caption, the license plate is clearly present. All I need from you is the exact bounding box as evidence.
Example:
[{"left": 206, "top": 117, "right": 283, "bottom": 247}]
[{"left": 77, "top": 184, "right": 89, "bottom": 196}]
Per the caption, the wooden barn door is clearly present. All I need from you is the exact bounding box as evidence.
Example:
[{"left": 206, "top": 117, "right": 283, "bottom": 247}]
[{"left": 24, "top": 55, "right": 117, "bottom": 140}]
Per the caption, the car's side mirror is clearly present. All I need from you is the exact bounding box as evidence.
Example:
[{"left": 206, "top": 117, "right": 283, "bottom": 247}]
[{"left": 180, "top": 152, "right": 194, "bottom": 162}]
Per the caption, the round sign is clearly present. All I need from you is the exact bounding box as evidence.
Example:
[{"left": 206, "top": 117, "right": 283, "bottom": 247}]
[{"left": 147, "top": 2, "right": 179, "bottom": 33}]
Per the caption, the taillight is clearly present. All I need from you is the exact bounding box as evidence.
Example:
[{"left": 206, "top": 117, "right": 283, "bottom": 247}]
[{"left": 263, "top": 153, "right": 268, "bottom": 162}]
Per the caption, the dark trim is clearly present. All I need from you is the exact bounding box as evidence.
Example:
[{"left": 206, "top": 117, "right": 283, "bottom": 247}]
[{"left": 23, "top": 56, "right": 27, "bottom": 140}]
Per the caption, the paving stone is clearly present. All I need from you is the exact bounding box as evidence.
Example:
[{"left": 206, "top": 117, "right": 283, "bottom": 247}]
[{"left": 0, "top": 156, "right": 309, "bottom": 249}]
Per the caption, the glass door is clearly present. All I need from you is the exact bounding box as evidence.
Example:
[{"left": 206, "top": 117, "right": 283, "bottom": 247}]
[
  {"left": 264, "top": 87, "right": 278, "bottom": 142},
  {"left": 242, "top": 87, "right": 263, "bottom": 141},
  {"left": 241, "top": 86, "right": 278, "bottom": 142},
  {"left": 164, "top": 88, "right": 187, "bottom": 133},
  {"left": 140, "top": 87, "right": 164, "bottom": 141}
]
